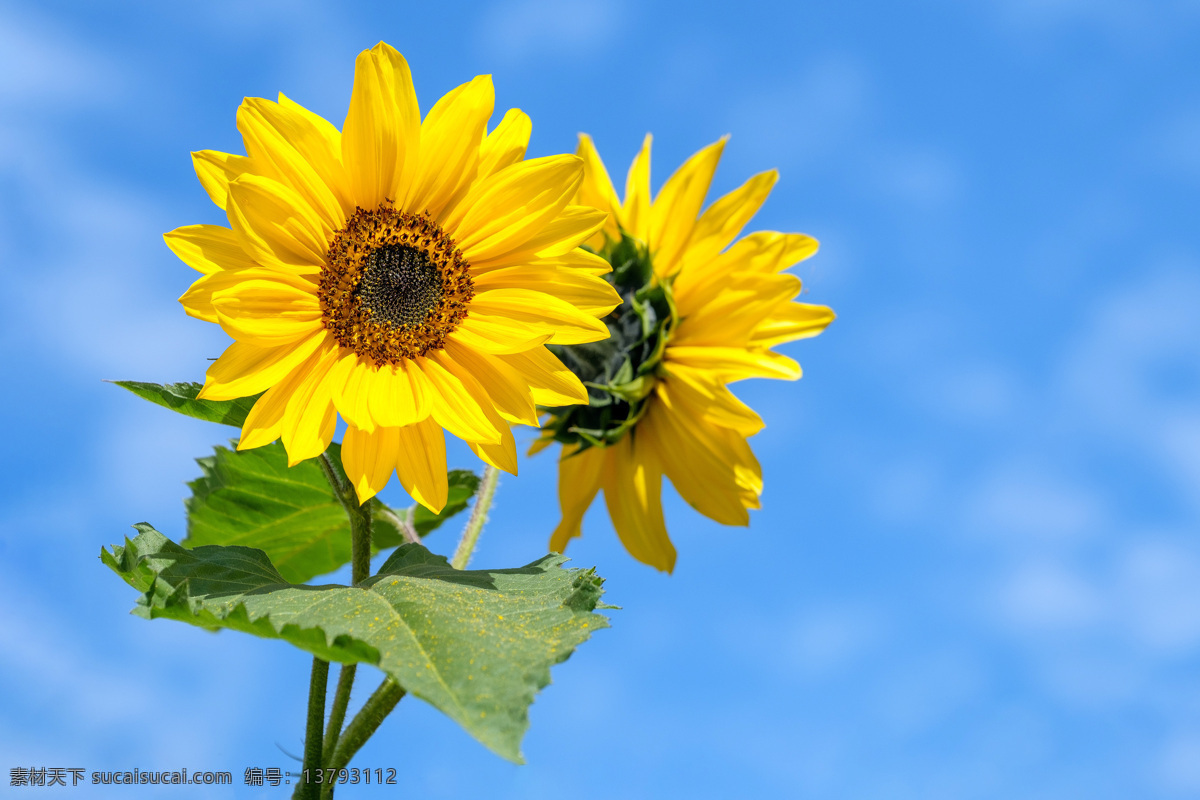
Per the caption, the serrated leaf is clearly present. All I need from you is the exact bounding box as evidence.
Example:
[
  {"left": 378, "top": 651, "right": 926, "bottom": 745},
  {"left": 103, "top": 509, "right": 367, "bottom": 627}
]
[
  {"left": 112, "top": 381, "right": 262, "bottom": 427},
  {"left": 185, "top": 441, "right": 479, "bottom": 583},
  {"left": 103, "top": 525, "right": 610, "bottom": 763}
]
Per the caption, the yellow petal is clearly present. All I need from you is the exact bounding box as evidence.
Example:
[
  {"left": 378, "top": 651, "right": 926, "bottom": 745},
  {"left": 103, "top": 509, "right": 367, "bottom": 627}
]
[
  {"left": 473, "top": 265, "right": 620, "bottom": 316},
  {"left": 548, "top": 443, "right": 605, "bottom": 553},
  {"left": 329, "top": 353, "right": 377, "bottom": 433},
  {"left": 654, "top": 378, "right": 762, "bottom": 495},
  {"left": 237, "top": 97, "right": 347, "bottom": 233},
  {"left": 192, "top": 150, "right": 251, "bottom": 210},
  {"left": 368, "top": 359, "right": 430, "bottom": 429},
  {"left": 661, "top": 363, "right": 765, "bottom": 436},
  {"left": 575, "top": 133, "right": 622, "bottom": 247},
  {"left": 532, "top": 247, "right": 612, "bottom": 276},
  {"left": 211, "top": 275, "right": 323, "bottom": 346},
  {"left": 478, "top": 108, "right": 531, "bottom": 182},
  {"left": 449, "top": 314, "right": 552, "bottom": 354},
  {"left": 394, "top": 418, "right": 449, "bottom": 513},
  {"left": 648, "top": 136, "right": 726, "bottom": 275},
  {"left": 406, "top": 74, "right": 493, "bottom": 221},
  {"left": 453, "top": 155, "right": 584, "bottom": 263},
  {"left": 751, "top": 302, "right": 835, "bottom": 347},
  {"left": 466, "top": 205, "right": 608, "bottom": 273},
  {"left": 227, "top": 174, "right": 327, "bottom": 273},
  {"left": 666, "top": 344, "right": 801, "bottom": 381},
  {"left": 497, "top": 346, "right": 588, "bottom": 407},
  {"left": 182, "top": 266, "right": 313, "bottom": 325},
  {"left": 639, "top": 397, "right": 754, "bottom": 526},
  {"left": 469, "top": 288, "right": 609, "bottom": 345},
  {"left": 235, "top": 337, "right": 332, "bottom": 452},
  {"left": 467, "top": 423, "right": 519, "bottom": 475},
  {"left": 341, "top": 42, "right": 421, "bottom": 210},
  {"left": 280, "top": 340, "right": 341, "bottom": 465},
  {"left": 677, "top": 170, "right": 778, "bottom": 271},
  {"left": 673, "top": 273, "right": 803, "bottom": 346},
  {"left": 342, "top": 423, "right": 401, "bottom": 504},
  {"left": 165, "top": 224, "right": 256, "bottom": 275},
  {"left": 199, "top": 331, "right": 324, "bottom": 401},
  {"left": 417, "top": 355, "right": 504, "bottom": 445},
  {"left": 621, "top": 133, "right": 653, "bottom": 241},
  {"left": 601, "top": 434, "right": 675, "bottom": 572},
  {"left": 442, "top": 339, "right": 537, "bottom": 426}
]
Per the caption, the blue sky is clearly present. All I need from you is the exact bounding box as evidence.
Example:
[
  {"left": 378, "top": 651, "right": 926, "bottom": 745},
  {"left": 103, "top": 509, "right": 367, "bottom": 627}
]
[{"left": 2, "top": 0, "right": 1200, "bottom": 796}]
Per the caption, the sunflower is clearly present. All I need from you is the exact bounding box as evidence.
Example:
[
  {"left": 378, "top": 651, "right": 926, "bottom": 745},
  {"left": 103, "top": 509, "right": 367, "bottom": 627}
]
[
  {"left": 539, "top": 134, "right": 835, "bottom": 572},
  {"left": 167, "top": 42, "right": 620, "bottom": 512}
]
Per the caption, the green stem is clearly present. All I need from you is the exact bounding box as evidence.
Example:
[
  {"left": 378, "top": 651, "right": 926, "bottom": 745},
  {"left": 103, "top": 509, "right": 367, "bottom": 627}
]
[
  {"left": 318, "top": 453, "right": 372, "bottom": 585},
  {"left": 297, "top": 657, "right": 330, "bottom": 800},
  {"left": 451, "top": 465, "right": 499, "bottom": 569},
  {"left": 322, "top": 678, "right": 406, "bottom": 795},
  {"left": 310, "top": 449, "right": 375, "bottom": 790},
  {"left": 321, "top": 664, "right": 357, "bottom": 767}
]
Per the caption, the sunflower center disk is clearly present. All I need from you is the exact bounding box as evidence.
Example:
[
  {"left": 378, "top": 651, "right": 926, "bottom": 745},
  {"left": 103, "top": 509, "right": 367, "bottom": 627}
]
[
  {"left": 356, "top": 245, "right": 444, "bottom": 327},
  {"left": 319, "top": 207, "right": 473, "bottom": 365}
]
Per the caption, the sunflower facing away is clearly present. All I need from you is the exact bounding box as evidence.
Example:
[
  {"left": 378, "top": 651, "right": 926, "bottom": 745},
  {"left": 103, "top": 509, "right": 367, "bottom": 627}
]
[
  {"left": 168, "top": 42, "right": 620, "bottom": 511},
  {"left": 538, "top": 134, "right": 835, "bottom": 572}
]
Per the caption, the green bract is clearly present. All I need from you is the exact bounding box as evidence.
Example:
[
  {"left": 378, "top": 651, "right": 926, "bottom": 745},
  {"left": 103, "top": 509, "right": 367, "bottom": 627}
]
[{"left": 543, "top": 234, "right": 678, "bottom": 450}]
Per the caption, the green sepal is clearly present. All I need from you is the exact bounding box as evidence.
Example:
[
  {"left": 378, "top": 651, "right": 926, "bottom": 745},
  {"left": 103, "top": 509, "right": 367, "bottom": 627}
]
[
  {"left": 543, "top": 232, "right": 678, "bottom": 452},
  {"left": 102, "top": 525, "right": 610, "bottom": 763},
  {"left": 185, "top": 441, "right": 479, "bottom": 583},
  {"left": 111, "top": 381, "right": 263, "bottom": 427}
]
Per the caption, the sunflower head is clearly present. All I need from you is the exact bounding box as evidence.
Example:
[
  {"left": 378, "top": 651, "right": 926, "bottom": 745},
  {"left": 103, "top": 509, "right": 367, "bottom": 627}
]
[
  {"left": 541, "top": 134, "right": 836, "bottom": 572},
  {"left": 168, "top": 42, "right": 621, "bottom": 512}
]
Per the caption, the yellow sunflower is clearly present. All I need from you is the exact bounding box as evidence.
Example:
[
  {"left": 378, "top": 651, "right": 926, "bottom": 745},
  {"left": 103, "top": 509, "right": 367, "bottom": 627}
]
[
  {"left": 540, "top": 134, "right": 835, "bottom": 572},
  {"left": 167, "top": 42, "right": 620, "bottom": 512}
]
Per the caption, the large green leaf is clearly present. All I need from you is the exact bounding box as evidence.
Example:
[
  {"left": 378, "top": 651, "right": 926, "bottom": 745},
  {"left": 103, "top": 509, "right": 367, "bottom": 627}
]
[
  {"left": 103, "top": 526, "right": 610, "bottom": 762},
  {"left": 185, "top": 441, "right": 479, "bottom": 584},
  {"left": 112, "top": 381, "right": 263, "bottom": 427}
]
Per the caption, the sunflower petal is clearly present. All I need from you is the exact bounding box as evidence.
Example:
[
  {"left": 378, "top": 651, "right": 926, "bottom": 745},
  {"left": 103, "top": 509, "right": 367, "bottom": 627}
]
[
  {"left": 417, "top": 355, "right": 504, "bottom": 445},
  {"left": 342, "top": 423, "right": 401, "bottom": 504},
  {"left": 211, "top": 275, "right": 323, "bottom": 346},
  {"left": 227, "top": 174, "right": 327, "bottom": 273},
  {"left": 238, "top": 97, "right": 347, "bottom": 233},
  {"left": 751, "top": 302, "right": 836, "bottom": 347},
  {"left": 497, "top": 346, "right": 588, "bottom": 406},
  {"left": 199, "top": 332, "right": 325, "bottom": 401},
  {"left": 602, "top": 434, "right": 675, "bottom": 572},
  {"left": 280, "top": 341, "right": 340, "bottom": 465},
  {"left": 648, "top": 136, "right": 726, "bottom": 274},
  {"left": 470, "top": 288, "right": 609, "bottom": 344},
  {"left": 165, "top": 224, "right": 257, "bottom": 275},
  {"left": 407, "top": 74, "right": 493, "bottom": 221},
  {"left": 478, "top": 108, "right": 531, "bottom": 182},
  {"left": 395, "top": 418, "right": 449, "bottom": 512},
  {"left": 473, "top": 266, "right": 621, "bottom": 316},
  {"left": 621, "top": 133, "right": 653, "bottom": 241},
  {"left": 678, "top": 170, "right": 778, "bottom": 270},
  {"left": 548, "top": 443, "right": 605, "bottom": 553},
  {"left": 442, "top": 340, "right": 537, "bottom": 426},
  {"left": 453, "top": 155, "right": 584, "bottom": 263},
  {"left": 666, "top": 344, "right": 801, "bottom": 381},
  {"left": 575, "top": 133, "right": 622, "bottom": 247},
  {"left": 192, "top": 150, "right": 252, "bottom": 210},
  {"left": 342, "top": 42, "right": 420, "bottom": 210}
]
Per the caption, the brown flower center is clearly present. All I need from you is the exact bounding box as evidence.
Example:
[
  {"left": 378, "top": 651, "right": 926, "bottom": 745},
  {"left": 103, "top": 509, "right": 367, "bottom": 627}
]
[{"left": 319, "top": 206, "right": 473, "bottom": 365}]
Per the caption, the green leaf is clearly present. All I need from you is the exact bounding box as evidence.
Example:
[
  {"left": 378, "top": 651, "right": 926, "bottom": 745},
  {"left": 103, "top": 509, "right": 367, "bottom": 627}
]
[
  {"left": 111, "top": 381, "right": 262, "bottom": 427},
  {"left": 103, "top": 526, "right": 610, "bottom": 763},
  {"left": 185, "top": 441, "right": 479, "bottom": 584}
]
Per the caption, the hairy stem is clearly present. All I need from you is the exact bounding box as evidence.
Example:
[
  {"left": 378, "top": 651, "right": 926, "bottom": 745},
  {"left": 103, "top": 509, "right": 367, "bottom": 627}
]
[
  {"left": 321, "top": 664, "right": 357, "bottom": 767},
  {"left": 296, "top": 657, "right": 330, "bottom": 800},
  {"left": 451, "top": 465, "right": 500, "bottom": 570},
  {"left": 322, "top": 678, "right": 407, "bottom": 794}
]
